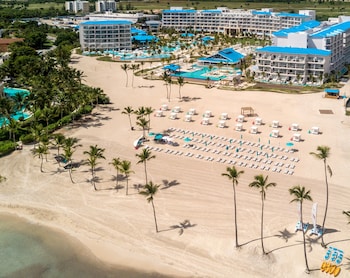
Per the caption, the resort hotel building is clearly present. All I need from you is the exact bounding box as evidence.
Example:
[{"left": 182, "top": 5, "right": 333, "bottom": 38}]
[
  {"left": 161, "top": 7, "right": 315, "bottom": 36},
  {"left": 255, "top": 20, "right": 350, "bottom": 85},
  {"left": 79, "top": 20, "right": 132, "bottom": 51}
]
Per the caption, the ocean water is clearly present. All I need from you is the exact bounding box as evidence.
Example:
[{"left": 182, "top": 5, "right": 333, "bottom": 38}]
[{"left": 0, "top": 214, "right": 170, "bottom": 278}]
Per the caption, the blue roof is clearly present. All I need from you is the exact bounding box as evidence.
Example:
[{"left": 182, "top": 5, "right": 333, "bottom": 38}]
[
  {"left": 163, "top": 9, "right": 196, "bottom": 13},
  {"left": 310, "top": 21, "right": 350, "bottom": 38},
  {"left": 256, "top": 46, "right": 331, "bottom": 56},
  {"left": 163, "top": 64, "right": 181, "bottom": 71},
  {"left": 252, "top": 11, "right": 272, "bottom": 16},
  {"left": 201, "top": 10, "right": 222, "bottom": 14},
  {"left": 276, "top": 12, "right": 307, "bottom": 18},
  {"left": 133, "top": 35, "right": 158, "bottom": 43},
  {"left": 325, "top": 88, "right": 339, "bottom": 94},
  {"left": 131, "top": 27, "right": 147, "bottom": 35},
  {"left": 198, "top": 48, "right": 244, "bottom": 64},
  {"left": 273, "top": 20, "right": 320, "bottom": 37},
  {"left": 80, "top": 20, "right": 132, "bottom": 25},
  {"left": 202, "top": 36, "right": 214, "bottom": 41}
]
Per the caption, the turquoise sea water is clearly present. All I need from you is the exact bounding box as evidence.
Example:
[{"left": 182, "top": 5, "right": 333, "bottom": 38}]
[{"left": 0, "top": 214, "right": 171, "bottom": 278}]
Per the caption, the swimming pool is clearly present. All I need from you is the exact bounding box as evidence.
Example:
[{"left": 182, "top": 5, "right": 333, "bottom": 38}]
[
  {"left": 3, "top": 87, "right": 30, "bottom": 98},
  {"left": 0, "top": 87, "right": 31, "bottom": 127}
]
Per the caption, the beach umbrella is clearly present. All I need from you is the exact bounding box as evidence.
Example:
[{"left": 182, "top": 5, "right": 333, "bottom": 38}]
[
  {"left": 226, "top": 146, "right": 229, "bottom": 150},
  {"left": 148, "top": 132, "right": 155, "bottom": 137},
  {"left": 155, "top": 134, "right": 163, "bottom": 140},
  {"left": 240, "top": 134, "right": 243, "bottom": 139},
  {"left": 268, "top": 139, "right": 270, "bottom": 144},
  {"left": 286, "top": 142, "right": 294, "bottom": 147},
  {"left": 184, "top": 137, "right": 192, "bottom": 142},
  {"left": 229, "top": 139, "right": 233, "bottom": 144},
  {"left": 258, "top": 138, "right": 261, "bottom": 143}
]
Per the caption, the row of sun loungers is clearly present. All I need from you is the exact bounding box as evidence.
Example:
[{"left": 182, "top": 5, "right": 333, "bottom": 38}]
[{"left": 147, "top": 128, "right": 301, "bottom": 175}]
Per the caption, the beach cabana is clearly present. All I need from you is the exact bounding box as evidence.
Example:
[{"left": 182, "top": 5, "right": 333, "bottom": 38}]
[
  {"left": 172, "top": 106, "right": 181, "bottom": 113},
  {"left": 235, "top": 123, "right": 243, "bottom": 131},
  {"left": 272, "top": 120, "right": 279, "bottom": 128},
  {"left": 324, "top": 88, "right": 340, "bottom": 99},
  {"left": 236, "top": 115, "right": 244, "bottom": 123},
  {"left": 203, "top": 110, "right": 211, "bottom": 118},
  {"left": 290, "top": 123, "right": 299, "bottom": 131},
  {"left": 154, "top": 110, "right": 163, "bottom": 117},
  {"left": 250, "top": 125, "right": 258, "bottom": 134},
  {"left": 292, "top": 133, "right": 301, "bottom": 142},
  {"left": 201, "top": 117, "right": 210, "bottom": 125},
  {"left": 270, "top": 129, "right": 279, "bottom": 138},
  {"left": 184, "top": 114, "right": 192, "bottom": 122},
  {"left": 221, "top": 113, "right": 228, "bottom": 120},
  {"left": 241, "top": 107, "right": 254, "bottom": 117},
  {"left": 161, "top": 104, "right": 168, "bottom": 111},
  {"left": 169, "top": 112, "right": 177, "bottom": 120},
  {"left": 310, "top": 126, "right": 319, "bottom": 135},
  {"left": 253, "top": 117, "right": 262, "bottom": 125},
  {"left": 218, "top": 120, "right": 226, "bottom": 128},
  {"left": 188, "top": 108, "right": 196, "bottom": 115}
]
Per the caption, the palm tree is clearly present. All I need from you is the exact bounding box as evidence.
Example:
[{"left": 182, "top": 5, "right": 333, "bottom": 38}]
[
  {"left": 119, "top": 160, "right": 134, "bottom": 195},
  {"left": 161, "top": 71, "right": 170, "bottom": 100},
  {"left": 221, "top": 166, "right": 245, "bottom": 248},
  {"left": 177, "top": 76, "right": 184, "bottom": 100},
  {"left": 110, "top": 157, "right": 121, "bottom": 190},
  {"left": 52, "top": 133, "right": 66, "bottom": 157},
  {"left": 343, "top": 211, "right": 350, "bottom": 224},
  {"left": 136, "top": 117, "right": 149, "bottom": 138},
  {"left": 140, "top": 181, "right": 160, "bottom": 232},
  {"left": 134, "top": 106, "right": 147, "bottom": 120},
  {"left": 63, "top": 137, "right": 80, "bottom": 183},
  {"left": 136, "top": 148, "right": 156, "bottom": 185},
  {"left": 32, "top": 143, "right": 49, "bottom": 172},
  {"left": 122, "top": 106, "right": 134, "bottom": 130},
  {"left": 144, "top": 106, "right": 155, "bottom": 129},
  {"left": 289, "top": 185, "right": 313, "bottom": 274},
  {"left": 248, "top": 174, "right": 276, "bottom": 255},
  {"left": 130, "top": 64, "right": 140, "bottom": 87},
  {"left": 121, "top": 64, "right": 129, "bottom": 87},
  {"left": 84, "top": 145, "right": 106, "bottom": 191},
  {"left": 310, "top": 146, "right": 332, "bottom": 247}
]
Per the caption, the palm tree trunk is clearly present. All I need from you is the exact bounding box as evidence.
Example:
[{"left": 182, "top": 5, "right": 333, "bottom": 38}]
[
  {"left": 151, "top": 200, "right": 159, "bottom": 233},
  {"left": 115, "top": 169, "right": 119, "bottom": 190},
  {"left": 144, "top": 161, "right": 148, "bottom": 185},
  {"left": 125, "top": 176, "right": 129, "bottom": 195},
  {"left": 321, "top": 160, "right": 328, "bottom": 247},
  {"left": 69, "top": 168, "right": 74, "bottom": 183},
  {"left": 92, "top": 168, "right": 97, "bottom": 191},
  {"left": 232, "top": 183, "right": 239, "bottom": 248},
  {"left": 128, "top": 116, "right": 132, "bottom": 130},
  {"left": 40, "top": 157, "right": 44, "bottom": 172},
  {"left": 301, "top": 204, "right": 310, "bottom": 273},
  {"left": 261, "top": 196, "right": 266, "bottom": 255}
]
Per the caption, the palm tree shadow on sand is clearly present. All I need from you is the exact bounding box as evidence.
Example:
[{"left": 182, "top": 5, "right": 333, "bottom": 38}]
[
  {"left": 161, "top": 179, "right": 180, "bottom": 190},
  {"left": 159, "top": 220, "right": 197, "bottom": 235}
]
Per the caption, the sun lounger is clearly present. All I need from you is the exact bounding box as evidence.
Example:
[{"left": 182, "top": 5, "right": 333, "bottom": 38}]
[{"left": 333, "top": 266, "right": 341, "bottom": 277}]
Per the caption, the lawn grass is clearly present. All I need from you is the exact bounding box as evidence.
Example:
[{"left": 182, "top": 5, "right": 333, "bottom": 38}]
[{"left": 1, "top": 1, "right": 349, "bottom": 20}]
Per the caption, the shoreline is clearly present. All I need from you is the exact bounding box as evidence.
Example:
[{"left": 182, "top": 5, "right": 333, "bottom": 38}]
[{"left": 0, "top": 54, "right": 349, "bottom": 277}]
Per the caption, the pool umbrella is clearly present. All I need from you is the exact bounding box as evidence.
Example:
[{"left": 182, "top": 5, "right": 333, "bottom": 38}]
[
  {"left": 286, "top": 142, "right": 294, "bottom": 147},
  {"left": 184, "top": 137, "right": 192, "bottom": 142},
  {"left": 155, "top": 134, "right": 163, "bottom": 140}
]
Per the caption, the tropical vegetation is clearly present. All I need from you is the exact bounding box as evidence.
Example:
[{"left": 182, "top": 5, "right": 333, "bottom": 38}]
[
  {"left": 310, "top": 145, "right": 332, "bottom": 247},
  {"left": 140, "top": 181, "right": 160, "bottom": 232},
  {"left": 248, "top": 174, "right": 276, "bottom": 255},
  {"left": 221, "top": 166, "right": 244, "bottom": 248},
  {"left": 289, "top": 185, "right": 313, "bottom": 274}
]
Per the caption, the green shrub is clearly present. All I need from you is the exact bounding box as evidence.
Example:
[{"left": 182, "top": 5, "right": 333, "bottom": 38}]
[
  {"left": 20, "top": 133, "right": 35, "bottom": 144},
  {"left": 0, "top": 141, "right": 16, "bottom": 157}
]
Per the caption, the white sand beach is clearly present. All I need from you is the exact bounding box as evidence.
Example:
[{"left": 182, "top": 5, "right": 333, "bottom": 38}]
[{"left": 0, "top": 54, "right": 349, "bottom": 277}]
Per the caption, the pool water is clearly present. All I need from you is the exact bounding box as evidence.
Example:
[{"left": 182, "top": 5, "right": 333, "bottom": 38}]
[
  {"left": 0, "top": 87, "right": 31, "bottom": 127},
  {"left": 3, "top": 87, "right": 30, "bottom": 98}
]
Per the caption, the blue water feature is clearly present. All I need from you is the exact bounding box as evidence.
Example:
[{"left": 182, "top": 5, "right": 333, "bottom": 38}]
[{"left": 0, "top": 87, "right": 31, "bottom": 127}]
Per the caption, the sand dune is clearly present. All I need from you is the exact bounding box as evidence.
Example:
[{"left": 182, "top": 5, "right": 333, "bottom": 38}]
[{"left": 0, "top": 54, "right": 349, "bottom": 277}]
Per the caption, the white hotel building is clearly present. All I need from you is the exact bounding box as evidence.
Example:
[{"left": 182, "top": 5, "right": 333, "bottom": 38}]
[
  {"left": 255, "top": 20, "right": 350, "bottom": 85},
  {"left": 161, "top": 7, "right": 315, "bottom": 36},
  {"left": 79, "top": 20, "right": 132, "bottom": 51}
]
